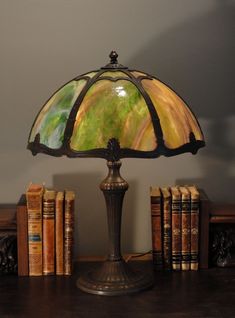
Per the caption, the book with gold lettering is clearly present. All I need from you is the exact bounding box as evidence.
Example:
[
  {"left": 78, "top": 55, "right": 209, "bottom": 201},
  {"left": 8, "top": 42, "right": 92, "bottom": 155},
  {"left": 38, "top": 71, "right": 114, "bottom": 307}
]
[
  {"left": 56, "top": 191, "right": 64, "bottom": 275},
  {"left": 64, "top": 190, "right": 75, "bottom": 276},
  {"left": 26, "top": 183, "right": 44, "bottom": 276},
  {"left": 161, "top": 187, "right": 171, "bottom": 270},
  {"left": 150, "top": 186, "right": 162, "bottom": 269},
  {"left": 171, "top": 186, "right": 181, "bottom": 271},
  {"left": 187, "top": 186, "right": 200, "bottom": 270},
  {"left": 179, "top": 186, "right": 191, "bottom": 271},
  {"left": 43, "top": 189, "right": 56, "bottom": 275}
]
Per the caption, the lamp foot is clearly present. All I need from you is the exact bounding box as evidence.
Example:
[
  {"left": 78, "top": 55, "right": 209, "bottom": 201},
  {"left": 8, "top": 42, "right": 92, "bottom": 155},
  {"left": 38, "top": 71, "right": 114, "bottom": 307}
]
[{"left": 77, "top": 259, "right": 153, "bottom": 296}]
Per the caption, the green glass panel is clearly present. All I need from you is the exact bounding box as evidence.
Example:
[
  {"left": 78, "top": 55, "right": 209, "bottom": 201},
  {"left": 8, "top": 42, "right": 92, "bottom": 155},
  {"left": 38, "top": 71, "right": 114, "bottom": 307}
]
[
  {"left": 99, "top": 71, "right": 129, "bottom": 78},
  {"left": 70, "top": 80, "right": 156, "bottom": 151},
  {"left": 142, "top": 78, "right": 204, "bottom": 149},
  {"left": 30, "top": 79, "right": 87, "bottom": 149}
]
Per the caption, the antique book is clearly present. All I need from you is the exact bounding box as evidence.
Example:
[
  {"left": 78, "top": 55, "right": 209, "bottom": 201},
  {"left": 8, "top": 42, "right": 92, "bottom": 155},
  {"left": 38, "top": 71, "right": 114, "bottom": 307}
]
[
  {"left": 161, "top": 187, "right": 171, "bottom": 270},
  {"left": 179, "top": 186, "right": 191, "bottom": 270},
  {"left": 187, "top": 186, "right": 200, "bottom": 270},
  {"left": 56, "top": 191, "right": 64, "bottom": 275},
  {"left": 64, "top": 190, "right": 75, "bottom": 276},
  {"left": 26, "top": 183, "right": 44, "bottom": 276},
  {"left": 43, "top": 189, "right": 56, "bottom": 275},
  {"left": 171, "top": 186, "right": 181, "bottom": 271},
  {"left": 150, "top": 186, "right": 162, "bottom": 269},
  {"left": 16, "top": 194, "right": 29, "bottom": 276}
]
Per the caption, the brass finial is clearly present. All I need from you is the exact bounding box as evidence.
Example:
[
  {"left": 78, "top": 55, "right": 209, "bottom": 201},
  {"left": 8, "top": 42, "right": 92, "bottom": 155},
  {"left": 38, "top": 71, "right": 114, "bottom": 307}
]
[
  {"left": 101, "top": 51, "right": 127, "bottom": 69},
  {"left": 109, "top": 51, "right": 118, "bottom": 64}
]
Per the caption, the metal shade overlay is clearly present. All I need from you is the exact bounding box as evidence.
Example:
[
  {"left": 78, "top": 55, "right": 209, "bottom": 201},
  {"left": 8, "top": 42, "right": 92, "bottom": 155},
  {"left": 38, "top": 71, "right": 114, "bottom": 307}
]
[{"left": 28, "top": 51, "right": 205, "bottom": 160}]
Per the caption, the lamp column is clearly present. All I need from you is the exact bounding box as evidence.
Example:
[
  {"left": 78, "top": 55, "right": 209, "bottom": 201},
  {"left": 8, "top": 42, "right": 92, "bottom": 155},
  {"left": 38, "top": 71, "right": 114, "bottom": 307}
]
[
  {"left": 100, "top": 160, "right": 128, "bottom": 262},
  {"left": 77, "top": 159, "right": 153, "bottom": 296}
]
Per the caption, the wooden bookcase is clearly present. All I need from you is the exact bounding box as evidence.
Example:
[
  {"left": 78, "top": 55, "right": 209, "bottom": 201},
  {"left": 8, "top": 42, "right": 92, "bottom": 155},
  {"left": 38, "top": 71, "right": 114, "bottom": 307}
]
[
  {"left": 0, "top": 203, "right": 17, "bottom": 234},
  {"left": 0, "top": 204, "right": 17, "bottom": 274},
  {"left": 209, "top": 203, "right": 235, "bottom": 267},
  {"left": 199, "top": 192, "right": 235, "bottom": 269}
]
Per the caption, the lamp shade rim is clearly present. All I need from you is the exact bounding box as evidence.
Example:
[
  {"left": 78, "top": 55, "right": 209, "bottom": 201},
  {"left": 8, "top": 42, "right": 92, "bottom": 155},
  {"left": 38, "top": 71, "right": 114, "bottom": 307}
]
[{"left": 27, "top": 138, "right": 205, "bottom": 160}]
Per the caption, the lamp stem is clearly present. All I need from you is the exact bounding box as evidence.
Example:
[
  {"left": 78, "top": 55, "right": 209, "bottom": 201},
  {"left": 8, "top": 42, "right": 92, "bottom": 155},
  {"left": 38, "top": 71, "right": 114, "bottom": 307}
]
[
  {"left": 100, "top": 160, "right": 128, "bottom": 261},
  {"left": 77, "top": 160, "right": 153, "bottom": 296},
  {"left": 77, "top": 159, "right": 153, "bottom": 295}
]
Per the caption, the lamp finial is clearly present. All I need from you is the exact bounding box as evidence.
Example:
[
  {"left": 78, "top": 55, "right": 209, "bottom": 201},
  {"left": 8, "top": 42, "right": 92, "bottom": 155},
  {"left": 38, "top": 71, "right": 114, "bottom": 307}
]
[
  {"left": 109, "top": 51, "right": 118, "bottom": 64},
  {"left": 101, "top": 50, "right": 127, "bottom": 69}
]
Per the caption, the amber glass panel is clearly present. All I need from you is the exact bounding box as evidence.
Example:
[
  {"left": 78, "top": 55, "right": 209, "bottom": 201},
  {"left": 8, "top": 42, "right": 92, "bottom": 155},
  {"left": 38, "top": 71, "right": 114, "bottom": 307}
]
[
  {"left": 70, "top": 79, "right": 156, "bottom": 151},
  {"left": 29, "top": 79, "right": 87, "bottom": 149},
  {"left": 141, "top": 79, "right": 204, "bottom": 149},
  {"left": 83, "top": 71, "right": 98, "bottom": 78},
  {"left": 131, "top": 71, "right": 148, "bottom": 78},
  {"left": 99, "top": 71, "right": 129, "bottom": 78}
]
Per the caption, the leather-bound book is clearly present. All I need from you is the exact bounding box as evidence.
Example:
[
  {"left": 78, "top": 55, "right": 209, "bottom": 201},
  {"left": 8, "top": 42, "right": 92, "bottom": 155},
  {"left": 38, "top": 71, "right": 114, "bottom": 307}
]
[
  {"left": 64, "top": 190, "right": 75, "bottom": 276},
  {"left": 150, "top": 186, "right": 162, "bottom": 269},
  {"left": 161, "top": 187, "right": 171, "bottom": 270},
  {"left": 187, "top": 186, "right": 200, "bottom": 270},
  {"left": 56, "top": 191, "right": 64, "bottom": 275},
  {"left": 179, "top": 186, "right": 191, "bottom": 271},
  {"left": 171, "top": 187, "right": 181, "bottom": 271},
  {"left": 17, "top": 194, "right": 29, "bottom": 276},
  {"left": 43, "top": 189, "right": 56, "bottom": 275},
  {"left": 26, "top": 183, "right": 44, "bottom": 276}
]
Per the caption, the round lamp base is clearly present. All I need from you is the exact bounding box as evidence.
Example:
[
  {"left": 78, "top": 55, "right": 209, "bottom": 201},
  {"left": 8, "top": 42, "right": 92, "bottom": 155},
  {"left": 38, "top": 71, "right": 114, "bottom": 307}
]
[{"left": 77, "top": 259, "right": 153, "bottom": 296}]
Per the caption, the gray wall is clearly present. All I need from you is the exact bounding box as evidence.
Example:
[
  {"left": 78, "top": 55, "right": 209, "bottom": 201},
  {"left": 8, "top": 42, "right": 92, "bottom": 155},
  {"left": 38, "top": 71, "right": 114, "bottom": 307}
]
[{"left": 1, "top": 0, "right": 234, "bottom": 257}]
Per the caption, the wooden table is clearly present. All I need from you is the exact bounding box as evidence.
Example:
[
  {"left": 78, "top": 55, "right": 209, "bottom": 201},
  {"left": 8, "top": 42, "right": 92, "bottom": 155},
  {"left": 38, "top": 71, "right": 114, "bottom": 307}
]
[{"left": 0, "top": 261, "right": 235, "bottom": 318}]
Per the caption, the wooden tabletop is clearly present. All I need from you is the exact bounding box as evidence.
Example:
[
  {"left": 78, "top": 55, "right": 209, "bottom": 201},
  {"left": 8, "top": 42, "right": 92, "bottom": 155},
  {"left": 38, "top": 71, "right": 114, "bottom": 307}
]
[{"left": 0, "top": 261, "right": 235, "bottom": 318}]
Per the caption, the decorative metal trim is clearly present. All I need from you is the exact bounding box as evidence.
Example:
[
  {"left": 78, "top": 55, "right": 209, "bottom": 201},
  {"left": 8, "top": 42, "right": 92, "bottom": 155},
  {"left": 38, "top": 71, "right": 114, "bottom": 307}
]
[
  {"left": 101, "top": 50, "right": 128, "bottom": 70},
  {"left": 106, "top": 138, "right": 121, "bottom": 161},
  {"left": 28, "top": 138, "right": 204, "bottom": 159},
  {"left": 0, "top": 235, "right": 17, "bottom": 275},
  {"left": 210, "top": 225, "right": 235, "bottom": 267},
  {"left": 74, "top": 75, "right": 92, "bottom": 82}
]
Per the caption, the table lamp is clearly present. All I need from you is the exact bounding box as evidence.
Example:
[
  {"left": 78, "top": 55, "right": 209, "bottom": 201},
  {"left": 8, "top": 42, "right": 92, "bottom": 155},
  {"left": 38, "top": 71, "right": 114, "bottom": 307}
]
[{"left": 27, "top": 51, "right": 205, "bottom": 295}]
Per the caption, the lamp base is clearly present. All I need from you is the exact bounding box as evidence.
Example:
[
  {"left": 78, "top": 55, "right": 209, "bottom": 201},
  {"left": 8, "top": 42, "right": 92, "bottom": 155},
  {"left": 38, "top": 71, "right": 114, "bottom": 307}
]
[{"left": 77, "top": 259, "right": 153, "bottom": 296}]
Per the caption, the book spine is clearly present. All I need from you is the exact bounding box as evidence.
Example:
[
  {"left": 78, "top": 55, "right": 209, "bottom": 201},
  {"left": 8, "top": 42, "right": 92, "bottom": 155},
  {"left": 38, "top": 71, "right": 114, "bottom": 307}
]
[
  {"left": 172, "top": 194, "right": 181, "bottom": 270},
  {"left": 151, "top": 195, "right": 163, "bottom": 268},
  {"left": 56, "top": 193, "right": 64, "bottom": 275},
  {"left": 163, "top": 194, "right": 171, "bottom": 270},
  {"left": 43, "top": 196, "right": 55, "bottom": 275},
  {"left": 181, "top": 193, "right": 191, "bottom": 270},
  {"left": 64, "top": 193, "right": 75, "bottom": 275},
  {"left": 27, "top": 192, "right": 43, "bottom": 276},
  {"left": 17, "top": 194, "right": 29, "bottom": 276},
  {"left": 190, "top": 193, "right": 200, "bottom": 270}
]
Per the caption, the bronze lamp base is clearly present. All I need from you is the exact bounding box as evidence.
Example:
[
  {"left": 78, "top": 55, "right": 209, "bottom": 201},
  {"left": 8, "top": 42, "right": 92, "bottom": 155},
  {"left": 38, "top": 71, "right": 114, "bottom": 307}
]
[
  {"left": 77, "top": 259, "right": 153, "bottom": 296},
  {"left": 76, "top": 160, "right": 154, "bottom": 296}
]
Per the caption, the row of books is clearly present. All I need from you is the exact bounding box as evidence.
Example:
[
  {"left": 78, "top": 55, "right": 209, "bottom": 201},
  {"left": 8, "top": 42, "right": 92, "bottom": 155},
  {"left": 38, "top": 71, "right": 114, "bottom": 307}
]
[
  {"left": 150, "top": 185, "right": 200, "bottom": 271},
  {"left": 17, "top": 183, "right": 75, "bottom": 276}
]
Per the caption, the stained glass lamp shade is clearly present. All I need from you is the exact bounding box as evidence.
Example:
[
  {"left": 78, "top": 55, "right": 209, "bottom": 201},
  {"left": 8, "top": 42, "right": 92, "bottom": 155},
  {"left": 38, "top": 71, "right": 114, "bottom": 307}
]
[{"left": 28, "top": 51, "right": 205, "bottom": 295}]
